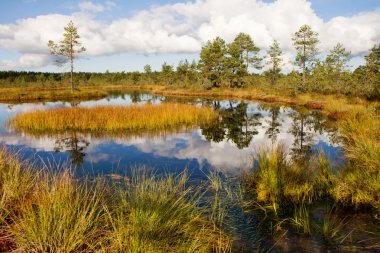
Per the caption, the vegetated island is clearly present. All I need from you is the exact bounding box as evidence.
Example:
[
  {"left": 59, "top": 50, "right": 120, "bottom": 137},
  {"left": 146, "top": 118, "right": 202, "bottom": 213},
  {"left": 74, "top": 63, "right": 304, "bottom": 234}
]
[{"left": 10, "top": 103, "right": 218, "bottom": 134}]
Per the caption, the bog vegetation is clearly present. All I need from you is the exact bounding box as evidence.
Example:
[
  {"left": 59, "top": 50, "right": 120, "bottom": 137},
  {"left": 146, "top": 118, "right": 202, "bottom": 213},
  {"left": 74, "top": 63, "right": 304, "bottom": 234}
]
[
  {"left": 0, "top": 147, "right": 231, "bottom": 252},
  {"left": 10, "top": 103, "right": 217, "bottom": 134}
]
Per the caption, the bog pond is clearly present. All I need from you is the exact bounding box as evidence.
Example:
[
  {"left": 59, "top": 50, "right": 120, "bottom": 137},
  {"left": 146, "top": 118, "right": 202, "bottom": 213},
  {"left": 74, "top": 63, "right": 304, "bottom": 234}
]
[
  {"left": 2, "top": 90, "right": 379, "bottom": 252},
  {"left": 0, "top": 91, "right": 342, "bottom": 178}
]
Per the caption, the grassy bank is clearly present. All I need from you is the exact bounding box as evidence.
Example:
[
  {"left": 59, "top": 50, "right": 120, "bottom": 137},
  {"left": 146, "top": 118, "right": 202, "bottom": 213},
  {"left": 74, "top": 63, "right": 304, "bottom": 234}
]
[
  {"left": 241, "top": 145, "right": 380, "bottom": 251},
  {"left": 0, "top": 147, "right": 231, "bottom": 252},
  {"left": 243, "top": 100, "right": 380, "bottom": 211},
  {"left": 10, "top": 103, "right": 217, "bottom": 134},
  {"left": 0, "top": 86, "right": 110, "bottom": 103}
]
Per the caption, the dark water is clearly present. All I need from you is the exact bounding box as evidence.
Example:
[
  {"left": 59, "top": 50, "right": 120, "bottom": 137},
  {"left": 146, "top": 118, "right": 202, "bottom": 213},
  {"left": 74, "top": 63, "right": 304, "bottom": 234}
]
[
  {"left": 0, "top": 91, "right": 342, "bottom": 179},
  {"left": 1, "top": 91, "right": 379, "bottom": 252}
]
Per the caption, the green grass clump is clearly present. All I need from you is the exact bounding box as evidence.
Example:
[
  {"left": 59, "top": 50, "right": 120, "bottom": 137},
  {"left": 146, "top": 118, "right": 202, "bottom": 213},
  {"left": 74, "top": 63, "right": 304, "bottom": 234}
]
[
  {"left": 106, "top": 171, "right": 231, "bottom": 252},
  {"left": 0, "top": 147, "right": 232, "bottom": 252},
  {"left": 332, "top": 109, "right": 380, "bottom": 208},
  {"left": 0, "top": 148, "right": 37, "bottom": 225},
  {"left": 11, "top": 103, "right": 218, "bottom": 134},
  {"left": 245, "top": 145, "right": 334, "bottom": 213},
  {"left": 8, "top": 171, "right": 105, "bottom": 252}
]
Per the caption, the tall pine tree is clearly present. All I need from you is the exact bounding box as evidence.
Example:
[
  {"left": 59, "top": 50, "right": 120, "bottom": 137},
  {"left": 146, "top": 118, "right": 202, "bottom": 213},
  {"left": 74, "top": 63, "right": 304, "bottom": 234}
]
[
  {"left": 266, "top": 40, "right": 283, "bottom": 86},
  {"left": 48, "top": 21, "right": 86, "bottom": 93},
  {"left": 292, "top": 24, "right": 319, "bottom": 86}
]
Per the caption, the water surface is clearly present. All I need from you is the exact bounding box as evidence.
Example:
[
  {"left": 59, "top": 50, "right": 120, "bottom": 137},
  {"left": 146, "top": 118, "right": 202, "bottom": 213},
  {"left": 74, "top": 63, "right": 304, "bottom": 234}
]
[{"left": 0, "top": 91, "right": 342, "bottom": 179}]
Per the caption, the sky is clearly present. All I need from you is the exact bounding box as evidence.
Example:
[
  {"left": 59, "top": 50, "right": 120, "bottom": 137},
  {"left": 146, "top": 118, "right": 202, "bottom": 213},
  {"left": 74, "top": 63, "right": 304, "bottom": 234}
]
[{"left": 0, "top": 0, "right": 379, "bottom": 72}]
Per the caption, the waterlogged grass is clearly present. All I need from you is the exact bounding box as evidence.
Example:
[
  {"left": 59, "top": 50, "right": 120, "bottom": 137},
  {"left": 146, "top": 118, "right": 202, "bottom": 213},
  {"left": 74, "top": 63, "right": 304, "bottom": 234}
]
[
  {"left": 106, "top": 171, "right": 231, "bottom": 252},
  {"left": 0, "top": 147, "right": 231, "bottom": 252},
  {"left": 0, "top": 87, "right": 108, "bottom": 103},
  {"left": 245, "top": 146, "right": 333, "bottom": 213},
  {"left": 8, "top": 171, "right": 106, "bottom": 252},
  {"left": 332, "top": 110, "right": 380, "bottom": 209},
  {"left": 0, "top": 148, "right": 37, "bottom": 225},
  {"left": 241, "top": 146, "right": 380, "bottom": 251},
  {"left": 11, "top": 103, "right": 217, "bottom": 134}
]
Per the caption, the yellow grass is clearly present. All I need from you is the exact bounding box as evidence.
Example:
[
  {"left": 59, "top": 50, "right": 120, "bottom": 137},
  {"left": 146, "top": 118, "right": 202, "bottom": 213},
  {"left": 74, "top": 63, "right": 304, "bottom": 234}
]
[
  {"left": 10, "top": 103, "right": 217, "bottom": 134},
  {"left": 0, "top": 87, "right": 108, "bottom": 103}
]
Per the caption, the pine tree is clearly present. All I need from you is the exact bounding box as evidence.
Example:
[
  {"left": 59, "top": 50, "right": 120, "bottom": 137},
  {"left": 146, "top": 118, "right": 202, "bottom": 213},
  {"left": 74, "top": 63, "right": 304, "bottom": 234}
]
[
  {"left": 325, "top": 43, "right": 351, "bottom": 88},
  {"left": 292, "top": 24, "right": 319, "bottom": 85},
  {"left": 266, "top": 40, "right": 282, "bottom": 86},
  {"left": 48, "top": 21, "right": 86, "bottom": 93},
  {"left": 230, "top": 33, "right": 261, "bottom": 71},
  {"left": 365, "top": 44, "right": 380, "bottom": 73},
  {"left": 364, "top": 44, "right": 380, "bottom": 98},
  {"left": 198, "top": 37, "right": 227, "bottom": 88}
]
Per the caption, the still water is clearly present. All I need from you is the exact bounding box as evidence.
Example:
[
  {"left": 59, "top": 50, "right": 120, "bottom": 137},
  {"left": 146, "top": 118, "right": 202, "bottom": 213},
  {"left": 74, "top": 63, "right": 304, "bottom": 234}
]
[{"left": 0, "top": 91, "right": 342, "bottom": 179}]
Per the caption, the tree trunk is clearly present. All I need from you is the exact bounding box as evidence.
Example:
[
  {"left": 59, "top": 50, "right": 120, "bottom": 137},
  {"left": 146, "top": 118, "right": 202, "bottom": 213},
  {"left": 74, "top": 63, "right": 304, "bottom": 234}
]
[
  {"left": 70, "top": 39, "right": 74, "bottom": 94},
  {"left": 302, "top": 42, "right": 306, "bottom": 86},
  {"left": 302, "top": 34, "right": 306, "bottom": 86},
  {"left": 246, "top": 51, "right": 249, "bottom": 72},
  {"left": 70, "top": 58, "right": 74, "bottom": 93}
]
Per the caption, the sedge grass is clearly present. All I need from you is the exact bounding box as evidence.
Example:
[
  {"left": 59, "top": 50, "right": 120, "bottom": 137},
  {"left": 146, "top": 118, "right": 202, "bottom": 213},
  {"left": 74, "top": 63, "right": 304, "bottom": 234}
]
[
  {"left": 0, "top": 148, "right": 37, "bottom": 251},
  {"left": 332, "top": 104, "right": 380, "bottom": 208},
  {"left": 0, "top": 148, "right": 37, "bottom": 225},
  {"left": 245, "top": 145, "right": 335, "bottom": 214},
  {"left": 11, "top": 103, "right": 218, "bottom": 134},
  {"left": 0, "top": 87, "right": 108, "bottom": 103},
  {"left": 106, "top": 170, "right": 231, "bottom": 252},
  {"left": 8, "top": 171, "right": 106, "bottom": 253},
  {"left": 0, "top": 147, "right": 232, "bottom": 252}
]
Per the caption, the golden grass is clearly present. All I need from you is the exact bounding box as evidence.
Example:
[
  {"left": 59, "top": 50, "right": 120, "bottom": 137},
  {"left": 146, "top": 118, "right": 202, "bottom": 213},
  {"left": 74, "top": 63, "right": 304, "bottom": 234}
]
[
  {"left": 0, "top": 87, "right": 108, "bottom": 103},
  {"left": 0, "top": 84, "right": 160, "bottom": 103},
  {"left": 11, "top": 103, "right": 217, "bottom": 134}
]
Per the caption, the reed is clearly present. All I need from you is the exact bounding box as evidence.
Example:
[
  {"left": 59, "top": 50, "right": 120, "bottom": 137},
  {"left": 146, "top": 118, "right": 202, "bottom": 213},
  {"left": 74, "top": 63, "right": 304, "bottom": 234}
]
[{"left": 11, "top": 103, "right": 218, "bottom": 134}]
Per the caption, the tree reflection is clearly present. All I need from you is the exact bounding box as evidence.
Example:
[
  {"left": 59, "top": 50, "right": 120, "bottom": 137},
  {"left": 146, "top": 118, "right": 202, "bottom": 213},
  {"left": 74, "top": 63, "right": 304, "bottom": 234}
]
[
  {"left": 54, "top": 131, "right": 90, "bottom": 168},
  {"left": 201, "top": 101, "right": 262, "bottom": 149},
  {"left": 288, "top": 108, "right": 315, "bottom": 161},
  {"left": 289, "top": 107, "right": 341, "bottom": 162},
  {"left": 130, "top": 91, "right": 142, "bottom": 103},
  {"left": 259, "top": 104, "right": 282, "bottom": 144}
]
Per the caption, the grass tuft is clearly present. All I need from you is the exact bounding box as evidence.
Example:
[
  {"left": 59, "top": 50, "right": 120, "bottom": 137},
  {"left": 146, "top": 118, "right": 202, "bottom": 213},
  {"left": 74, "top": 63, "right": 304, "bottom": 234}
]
[{"left": 245, "top": 145, "right": 335, "bottom": 213}]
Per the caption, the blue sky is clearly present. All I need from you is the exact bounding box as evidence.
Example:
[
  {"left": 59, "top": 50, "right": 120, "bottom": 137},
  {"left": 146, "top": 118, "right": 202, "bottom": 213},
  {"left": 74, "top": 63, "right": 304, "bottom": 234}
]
[
  {"left": 1, "top": 0, "right": 379, "bottom": 23},
  {"left": 0, "top": 0, "right": 379, "bottom": 72}
]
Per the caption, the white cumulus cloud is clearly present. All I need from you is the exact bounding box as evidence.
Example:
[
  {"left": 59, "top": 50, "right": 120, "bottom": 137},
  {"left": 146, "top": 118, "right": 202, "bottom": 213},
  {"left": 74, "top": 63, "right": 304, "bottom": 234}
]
[{"left": 0, "top": 0, "right": 379, "bottom": 70}]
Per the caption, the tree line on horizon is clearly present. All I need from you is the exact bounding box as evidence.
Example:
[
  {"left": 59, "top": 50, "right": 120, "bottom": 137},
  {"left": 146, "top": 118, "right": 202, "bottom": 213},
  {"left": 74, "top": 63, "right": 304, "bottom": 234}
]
[{"left": 0, "top": 22, "right": 379, "bottom": 99}]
